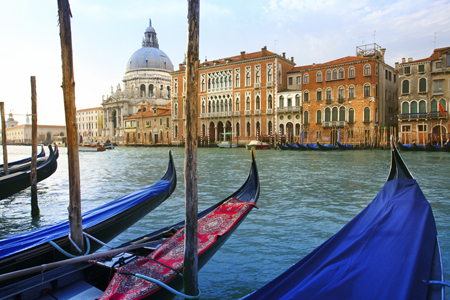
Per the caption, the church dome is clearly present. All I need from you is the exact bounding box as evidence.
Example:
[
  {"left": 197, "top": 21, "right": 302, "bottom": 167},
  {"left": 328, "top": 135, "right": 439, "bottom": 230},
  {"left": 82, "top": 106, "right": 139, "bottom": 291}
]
[{"left": 126, "top": 19, "right": 174, "bottom": 73}]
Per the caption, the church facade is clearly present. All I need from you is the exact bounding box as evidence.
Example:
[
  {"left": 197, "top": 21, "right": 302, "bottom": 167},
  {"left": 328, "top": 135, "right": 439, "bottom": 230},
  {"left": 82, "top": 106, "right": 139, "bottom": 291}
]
[{"left": 101, "top": 20, "right": 174, "bottom": 144}]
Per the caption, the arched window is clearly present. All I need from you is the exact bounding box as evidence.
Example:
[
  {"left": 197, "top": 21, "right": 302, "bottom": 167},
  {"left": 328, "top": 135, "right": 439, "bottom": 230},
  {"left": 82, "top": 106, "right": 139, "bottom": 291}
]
[
  {"left": 303, "top": 73, "right": 309, "bottom": 84},
  {"left": 268, "top": 121, "right": 272, "bottom": 135},
  {"left": 348, "top": 85, "right": 355, "bottom": 99},
  {"left": 224, "top": 76, "right": 228, "bottom": 88},
  {"left": 235, "top": 74, "right": 240, "bottom": 87},
  {"left": 216, "top": 100, "right": 219, "bottom": 112},
  {"left": 316, "top": 72, "right": 322, "bottom": 82},
  {"left": 316, "top": 89, "right": 322, "bottom": 101},
  {"left": 229, "top": 98, "right": 232, "bottom": 111},
  {"left": 201, "top": 79, "right": 205, "bottom": 92},
  {"left": 208, "top": 101, "right": 211, "bottom": 113},
  {"left": 212, "top": 78, "right": 215, "bottom": 89},
  {"left": 402, "top": 80, "right": 410, "bottom": 94},
  {"left": 295, "top": 94, "right": 300, "bottom": 106},
  {"left": 304, "top": 111, "right": 309, "bottom": 124},
  {"left": 332, "top": 69, "right": 337, "bottom": 80},
  {"left": 149, "top": 84, "right": 154, "bottom": 96},
  {"left": 364, "top": 107, "right": 370, "bottom": 122},
  {"left": 364, "top": 64, "right": 371, "bottom": 76},
  {"left": 247, "top": 122, "right": 251, "bottom": 137},
  {"left": 364, "top": 83, "right": 371, "bottom": 97},
  {"left": 207, "top": 78, "right": 211, "bottom": 90},
  {"left": 202, "top": 124, "right": 206, "bottom": 137},
  {"left": 326, "top": 70, "right": 331, "bottom": 81},
  {"left": 246, "top": 72, "right": 251, "bottom": 86},
  {"left": 212, "top": 100, "right": 215, "bottom": 112},
  {"left": 332, "top": 107, "right": 338, "bottom": 121},
  {"left": 349, "top": 108, "right": 355, "bottom": 123},
  {"left": 175, "top": 125, "right": 178, "bottom": 138},
  {"left": 339, "top": 107, "right": 345, "bottom": 121},
  {"left": 201, "top": 101, "right": 205, "bottom": 113},
  {"left": 174, "top": 103, "right": 178, "bottom": 116},
  {"left": 268, "top": 95, "right": 273, "bottom": 109},
  {"left": 256, "top": 70, "right": 260, "bottom": 83},
  {"left": 140, "top": 84, "right": 146, "bottom": 97},
  {"left": 279, "top": 96, "right": 284, "bottom": 108},
  {"left": 326, "top": 88, "right": 332, "bottom": 101},
  {"left": 348, "top": 67, "right": 355, "bottom": 78},
  {"left": 246, "top": 97, "right": 251, "bottom": 110},
  {"left": 236, "top": 98, "right": 240, "bottom": 111},
  {"left": 268, "top": 69, "right": 273, "bottom": 82},
  {"left": 402, "top": 102, "right": 410, "bottom": 114},
  {"left": 419, "top": 78, "right": 427, "bottom": 93},
  {"left": 220, "top": 77, "right": 224, "bottom": 88},
  {"left": 221, "top": 99, "right": 224, "bottom": 112},
  {"left": 419, "top": 100, "right": 426, "bottom": 114},
  {"left": 325, "top": 107, "right": 331, "bottom": 122},
  {"left": 440, "top": 99, "right": 447, "bottom": 115},
  {"left": 304, "top": 90, "right": 309, "bottom": 102},
  {"left": 338, "top": 86, "right": 344, "bottom": 100},
  {"left": 411, "top": 101, "right": 418, "bottom": 117},
  {"left": 256, "top": 96, "right": 261, "bottom": 110},
  {"left": 287, "top": 97, "right": 292, "bottom": 107},
  {"left": 339, "top": 68, "right": 344, "bottom": 79},
  {"left": 316, "top": 110, "right": 322, "bottom": 124}
]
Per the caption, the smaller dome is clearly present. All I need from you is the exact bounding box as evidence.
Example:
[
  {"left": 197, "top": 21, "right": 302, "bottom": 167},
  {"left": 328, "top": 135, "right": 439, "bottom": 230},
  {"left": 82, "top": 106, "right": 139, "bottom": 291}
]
[{"left": 146, "top": 25, "right": 155, "bottom": 33}]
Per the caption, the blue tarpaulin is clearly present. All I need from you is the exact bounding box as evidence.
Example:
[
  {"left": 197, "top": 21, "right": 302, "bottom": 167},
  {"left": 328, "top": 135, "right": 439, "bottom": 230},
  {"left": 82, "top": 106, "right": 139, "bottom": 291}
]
[
  {"left": 243, "top": 177, "right": 437, "bottom": 300},
  {"left": 0, "top": 180, "right": 171, "bottom": 260}
]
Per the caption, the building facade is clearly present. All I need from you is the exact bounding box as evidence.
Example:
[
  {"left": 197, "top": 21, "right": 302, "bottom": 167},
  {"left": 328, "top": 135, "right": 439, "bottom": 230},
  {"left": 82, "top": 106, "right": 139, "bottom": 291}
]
[
  {"left": 101, "top": 19, "right": 174, "bottom": 145},
  {"left": 291, "top": 44, "right": 397, "bottom": 146},
  {"left": 6, "top": 123, "right": 66, "bottom": 144},
  {"left": 396, "top": 46, "right": 450, "bottom": 145},
  {"left": 123, "top": 103, "right": 171, "bottom": 145},
  {"left": 170, "top": 47, "right": 296, "bottom": 146},
  {"left": 76, "top": 107, "right": 103, "bottom": 144}
]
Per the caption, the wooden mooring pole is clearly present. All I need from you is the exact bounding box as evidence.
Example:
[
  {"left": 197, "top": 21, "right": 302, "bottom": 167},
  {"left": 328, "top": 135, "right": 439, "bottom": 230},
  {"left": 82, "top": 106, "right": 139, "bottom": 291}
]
[
  {"left": 57, "top": 0, "right": 83, "bottom": 252},
  {"left": 183, "top": 0, "right": 200, "bottom": 297},
  {"left": 30, "top": 76, "right": 39, "bottom": 217},
  {"left": 0, "top": 102, "right": 7, "bottom": 175}
]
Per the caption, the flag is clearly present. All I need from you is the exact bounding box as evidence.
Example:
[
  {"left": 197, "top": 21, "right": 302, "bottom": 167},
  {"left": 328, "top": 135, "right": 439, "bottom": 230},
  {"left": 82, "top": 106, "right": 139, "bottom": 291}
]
[{"left": 438, "top": 103, "right": 446, "bottom": 117}]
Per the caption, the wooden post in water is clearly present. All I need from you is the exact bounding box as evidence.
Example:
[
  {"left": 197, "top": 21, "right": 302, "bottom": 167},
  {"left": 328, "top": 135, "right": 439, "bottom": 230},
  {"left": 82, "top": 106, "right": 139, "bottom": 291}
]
[
  {"left": 30, "top": 76, "right": 39, "bottom": 217},
  {"left": 57, "top": 0, "right": 83, "bottom": 252},
  {"left": 183, "top": 0, "right": 199, "bottom": 297},
  {"left": 0, "top": 102, "right": 7, "bottom": 175}
]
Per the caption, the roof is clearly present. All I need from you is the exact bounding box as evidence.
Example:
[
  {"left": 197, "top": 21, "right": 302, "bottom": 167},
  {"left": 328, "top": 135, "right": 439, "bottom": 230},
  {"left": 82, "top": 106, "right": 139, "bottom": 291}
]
[
  {"left": 289, "top": 56, "right": 372, "bottom": 73},
  {"left": 400, "top": 46, "right": 450, "bottom": 65},
  {"left": 125, "top": 106, "right": 171, "bottom": 120}
]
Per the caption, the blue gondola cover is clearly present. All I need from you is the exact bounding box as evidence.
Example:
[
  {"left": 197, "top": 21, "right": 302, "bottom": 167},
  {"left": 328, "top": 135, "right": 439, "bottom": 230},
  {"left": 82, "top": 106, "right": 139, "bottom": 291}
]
[{"left": 243, "top": 177, "right": 437, "bottom": 300}]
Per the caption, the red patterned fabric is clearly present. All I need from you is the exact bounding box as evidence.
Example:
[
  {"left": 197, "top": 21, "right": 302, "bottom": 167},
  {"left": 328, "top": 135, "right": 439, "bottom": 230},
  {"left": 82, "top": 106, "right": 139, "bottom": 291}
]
[{"left": 99, "top": 197, "right": 257, "bottom": 300}]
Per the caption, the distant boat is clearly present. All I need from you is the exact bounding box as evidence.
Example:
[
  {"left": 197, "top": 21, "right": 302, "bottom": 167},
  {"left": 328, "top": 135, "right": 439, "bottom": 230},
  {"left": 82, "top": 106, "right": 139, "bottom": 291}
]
[
  {"left": 242, "top": 139, "right": 446, "bottom": 300},
  {"left": 78, "top": 144, "right": 106, "bottom": 152},
  {"left": 218, "top": 141, "right": 237, "bottom": 148},
  {"left": 54, "top": 136, "right": 67, "bottom": 147},
  {"left": 103, "top": 140, "right": 114, "bottom": 150},
  {"left": 0, "top": 145, "right": 58, "bottom": 200},
  {"left": 246, "top": 140, "right": 270, "bottom": 150}
]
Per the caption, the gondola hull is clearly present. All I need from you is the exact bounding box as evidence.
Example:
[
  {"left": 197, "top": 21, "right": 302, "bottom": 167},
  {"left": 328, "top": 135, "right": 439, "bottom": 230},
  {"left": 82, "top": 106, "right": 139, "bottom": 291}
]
[
  {"left": 295, "top": 143, "right": 308, "bottom": 150},
  {"left": 0, "top": 146, "right": 45, "bottom": 169},
  {"left": 398, "top": 142, "right": 412, "bottom": 151},
  {"left": 317, "top": 142, "right": 337, "bottom": 151},
  {"left": 0, "top": 150, "right": 176, "bottom": 288},
  {"left": 0, "top": 145, "right": 57, "bottom": 200},
  {"left": 336, "top": 142, "right": 354, "bottom": 150}
]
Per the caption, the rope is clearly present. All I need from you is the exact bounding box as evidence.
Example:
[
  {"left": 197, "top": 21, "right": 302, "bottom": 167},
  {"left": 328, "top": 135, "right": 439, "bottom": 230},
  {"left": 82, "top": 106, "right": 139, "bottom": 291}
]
[
  {"left": 49, "top": 235, "right": 91, "bottom": 258},
  {"left": 118, "top": 272, "right": 201, "bottom": 299},
  {"left": 83, "top": 232, "right": 113, "bottom": 249},
  {"left": 429, "top": 280, "right": 450, "bottom": 288}
]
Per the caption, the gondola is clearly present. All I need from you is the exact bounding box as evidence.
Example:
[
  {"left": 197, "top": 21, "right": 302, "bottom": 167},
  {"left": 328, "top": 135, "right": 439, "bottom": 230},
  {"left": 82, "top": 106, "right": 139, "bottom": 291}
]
[
  {"left": 242, "top": 139, "right": 446, "bottom": 300},
  {"left": 412, "top": 143, "right": 426, "bottom": 151},
  {"left": 0, "top": 149, "right": 176, "bottom": 287},
  {"left": 277, "top": 143, "right": 289, "bottom": 150},
  {"left": 295, "top": 142, "right": 309, "bottom": 150},
  {"left": 398, "top": 142, "right": 413, "bottom": 151},
  {"left": 0, "top": 149, "right": 260, "bottom": 300},
  {"left": 336, "top": 142, "right": 354, "bottom": 150},
  {"left": 317, "top": 142, "right": 338, "bottom": 151},
  {"left": 0, "top": 145, "right": 45, "bottom": 169},
  {"left": 0, "top": 145, "right": 58, "bottom": 200},
  {"left": 426, "top": 143, "right": 442, "bottom": 152},
  {"left": 286, "top": 143, "right": 300, "bottom": 150},
  {"left": 306, "top": 143, "right": 319, "bottom": 150}
]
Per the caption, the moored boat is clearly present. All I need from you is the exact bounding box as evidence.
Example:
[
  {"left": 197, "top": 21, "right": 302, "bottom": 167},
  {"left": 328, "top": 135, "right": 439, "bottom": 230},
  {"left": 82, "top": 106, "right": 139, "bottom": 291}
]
[
  {"left": 242, "top": 139, "right": 446, "bottom": 300},
  {"left": 0, "top": 145, "right": 58, "bottom": 200},
  {"left": 425, "top": 143, "right": 442, "bottom": 152},
  {"left": 398, "top": 142, "right": 413, "bottom": 151},
  {"left": 317, "top": 142, "right": 338, "bottom": 151},
  {"left": 286, "top": 143, "right": 300, "bottom": 150},
  {"left": 0, "top": 150, "right": 176, "bottom": 286},
  {"left": 0, "top": 145, "right": 45, "bottom": 169},
  {"left": 78, "top": 144, "right": 106, "bottom": 152},
  {"left": 246, "top": 140, "right": 270, "bottom": 150},
  {"left": 102, "top": 140, "right": 114, "bottom": 150},
  {"left": 295, "top": 142, "right": 309, "bottom": 150},
  {"left": 412, "top": 143, "right": 426, "bottom": 151},
  {"left": 306, "top": 143, "right": 319, "bottom": 150},
  {"left": 218, "top": 141, "right": 237, "bottom": 148},
  {"left": 0, "top": 149, "right": 259, "bottom": 300},
  {"left": 277, "top": 143, "right": 289, "bottom": 150},
  {"left": 336, "top": 142, "right": 354, "bottom": 150}
]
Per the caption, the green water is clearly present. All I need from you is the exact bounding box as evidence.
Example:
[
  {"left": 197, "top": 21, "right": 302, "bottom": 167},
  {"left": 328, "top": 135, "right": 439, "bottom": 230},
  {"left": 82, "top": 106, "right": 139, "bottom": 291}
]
[{"left": 1, "top": 146, "right": 450, "bottom": 299}]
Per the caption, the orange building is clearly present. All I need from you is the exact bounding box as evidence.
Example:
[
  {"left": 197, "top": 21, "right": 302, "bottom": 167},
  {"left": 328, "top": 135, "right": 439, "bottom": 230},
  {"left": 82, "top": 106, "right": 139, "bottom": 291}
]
[
  {"left": 123, "top": 103, "right": 171, "bottom": 145},
  {"left": 291, "top": 44, "right": 397, "bottom": 146},
  {"left": 170, "top": 47, "right": 296, "bottom": 146}
]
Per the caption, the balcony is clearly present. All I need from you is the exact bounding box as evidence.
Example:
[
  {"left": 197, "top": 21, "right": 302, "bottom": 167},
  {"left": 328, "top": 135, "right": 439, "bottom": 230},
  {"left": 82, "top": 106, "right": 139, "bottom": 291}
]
[
  {"left": 245, "top": 110, "right": 251, "bottom": 115},
  {"left": 267, "top": 81, "right": 273, "bottom": 88},
  {"left": 338, "top": 97, "right": 346, "bottom": 104},
  {"left": 400, "top": 113, "right": 427, "bottom": 120},
  {"left": 255, "top": 83, "right": 261, "bottom": 89},
  {"left": 234, "top": 111, "right": 240, "bottom": 116},
  {"left": 277, "top": 107, "right": 287, "bottom": 113},
  {"left": 433, "top": 90, "right": 444, "bottom": 96},
  {"left": 322, "top": 121, "right": 347, "bottom": 128},
  {"left": 325, "top": 99, "right": 333, "bottom": 105},
  {"left": 266, "top": 108, "right": 273, "bottom": 115},
  {"left": 254, "top": 109, "right": 261, "bottom": 115}
]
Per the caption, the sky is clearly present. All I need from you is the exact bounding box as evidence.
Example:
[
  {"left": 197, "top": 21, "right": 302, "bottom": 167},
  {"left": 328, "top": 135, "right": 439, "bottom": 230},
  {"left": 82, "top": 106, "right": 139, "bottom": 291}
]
[{"left": 0, "top": 0, "right": 449, "bottom": 126}]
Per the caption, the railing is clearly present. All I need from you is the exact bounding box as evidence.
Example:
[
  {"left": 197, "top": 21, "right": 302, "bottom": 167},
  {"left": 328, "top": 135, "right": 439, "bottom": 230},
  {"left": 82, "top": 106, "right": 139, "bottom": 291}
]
[
  {"left": 433, "top": 90, "right": 444, "bottom": 95},
  {"left": 266, "top": 108, "right": 273, "bottom": 114},
  {"left": 234, "top": 111, "right": 240, "bottom": 116},
  {"left": 267, "top": 82, "right": 273, "bottom": 88},
  {"left": 254, "top": 109, "right": 261, "bottom": 115},
  {"left": 322, "top": 121, "right": 347, "bottom": 128},
  {"left": 338, "top": 97, "right": 346, "bottom": 103},
  {"left": 254, "top": 83, "right": 261, "bottom": 89},
  {"left": 245, "top": 110, "right": 251, "bottom": 115},
  {"left": 326, "top": 99, "right": 333, "bottom": 104}
]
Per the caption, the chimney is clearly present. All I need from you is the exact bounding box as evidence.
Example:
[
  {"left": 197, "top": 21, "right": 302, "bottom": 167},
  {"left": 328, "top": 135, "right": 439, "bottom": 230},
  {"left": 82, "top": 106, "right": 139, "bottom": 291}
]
[
  {"left": 291, "top": 57, "right": 294, "bottom": 62},
  {"left": 261, "top": 46, "right": 267, "bottom": 56},
  {"left": 408, "top": 57, "right": 413, "bottom": 62},
  {"left": 402, "top": 58, "right": 406, "bottom": 63},
  {"left": 395, "top": 62, "right": 399, "bottom": 70},
  {"left": 241, "top": 51, "right": 246, "bottom": 60},
  {"left": 380, "top": 48, "right": 386, "bottom": 57},
  {"left": 179, "top": 63, "right": 184, "bottom": 71},
  {"left": 282, "top": 52, "right": 286, "bottom": 58}
]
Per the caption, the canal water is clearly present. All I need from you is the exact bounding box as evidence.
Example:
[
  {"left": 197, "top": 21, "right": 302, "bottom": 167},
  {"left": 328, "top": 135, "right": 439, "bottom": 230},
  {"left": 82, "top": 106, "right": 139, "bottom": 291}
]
[{"left": 1, "top": 145, "right": 450, "bottom": 299}]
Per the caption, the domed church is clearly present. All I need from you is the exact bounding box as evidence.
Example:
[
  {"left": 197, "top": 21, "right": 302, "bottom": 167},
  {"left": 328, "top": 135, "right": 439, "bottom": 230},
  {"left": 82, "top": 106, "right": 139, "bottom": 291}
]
[{"left": 101, "top": 19, "right": 174, "bottom": 143}]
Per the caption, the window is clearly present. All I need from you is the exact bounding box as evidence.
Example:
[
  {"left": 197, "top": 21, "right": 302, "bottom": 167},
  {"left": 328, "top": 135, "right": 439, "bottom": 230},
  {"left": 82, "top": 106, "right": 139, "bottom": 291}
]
[
  {"left": 268, "top": 95, "right": 273, "bottom": 109},
  {"left": 364, "top": 64, "right": 371, "bottom": 76},
  {"left": 303, "top": 73, "right": 309, "bottom": 84},
  {"left": 326, "top": 70, "right": 331, "bottom": 81},
  {"left": 166, "top": 118, "right": 169, "bottom": 127},
  {"left": 304, "top": 91, "right": 309, "bottom": 102},
  {"left": 326, "top": 88, "right": 332, "bottom": 101},
  {"left": 348, "top": 86, "right": 355, "bottom": 99},
  {"left": 304, "top": 111, "right": 309, "bottom": 124},
  {"left": 348, "top": 108, "right": 355, "bottom": 123},
  {"left": 296, "top": 76, "right": 301, "bottom": 85},
  {"left": 332, "top": 107, "right": 338, "bottom": 121},
  {"left": 363, "top": 107, "right": 370, "bottom": 122},
  {"left": 246, "top": 122, "right": 251, "bottom": 137},
  {"left": 279, "top": 96, "right": 284, "bottom": 108},
  {"left": 256, "top": 96, "right": 261, "bottom": 110},
  {"left": 402, "top": 102, "right": 410, "bottom": 114},
  {"left": 325, "top": 107, "right": 331, "bottom": 122},
  {"left": 447, "top": 55, "right": 450, "bottom": 67},
  {"left": 402, "top": 80, "right": 410, "bottom": 94},
  {"left": 348, "top": 67, "right": 355, "bottom": 78},
  {"left": 338, "top": 87, "right": 344, "bottom": 100},
  {"left": 375, "top": 64, "right": 378, "bottom": 76},
  {"left": 419, "top": 100, "right": 426, "bottom": 114},
  {"left": 404, "top": 66, "right": 411, "bottom": 74},
  {"left": 235, "top": 73, "right": 240, "bottom": 87},
  {"left": 419, "top": 78, "right": 427, "bottom": 93},
  {"left": 339, "top": 107, "right": 345, "bottom": 121},
  {"left": 402, "top": 125, "right": 411, "bottom": 132},
  {"left": 434, "top": 80, "right": 443, "bottom": 94},
  {"left": 287, "top": 97, "right": 292, "bottom": 107},
  {"left": 288, "top": 77, "right": 293, "bottom": 85},
  {"left": 236, "top": 98, "right": 240, "bottom": 111},
  {"left": 246, "top": 70, "right": 251, "bottom": 86},
  {"left": 418, "top": 64, "right": 425, "bottom": 73},
  {"left": 267, "top": 64, "right": 273, "bottom": 82},
  {"left": 316, "top": 89, "right": 322, "bottom": 101},
  {"left": 418, "top": 124, "right": 427, "bottom": 132},
  {"left": 364, "top": 84, "right": 371, "bottom": 97},
  {"left": 295, "top": 94, "right": 300, "bottom": 106},
  {"left": 411, "top": 101, "right": 418, "bottom": 116},
  {"left": 332, "top": 69, "right": 337, "bottom": 80},
  {"left": 316, "top": 72, "right": 322, "bottom": 82},
  {"left": 255, "top": 69, "right": 261, "bottom": 84},
  {"left": 316, "top": 110, "right": 322, "bottom": 124},
  {"left": 436, "top": 61, "right": 442, "bottom": 68},
  {"left": 159, "top": 118, "right": 162, "bottom": 125},
  {"left": 246, "top": 97, "right": 251, "bottom": 110}
]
